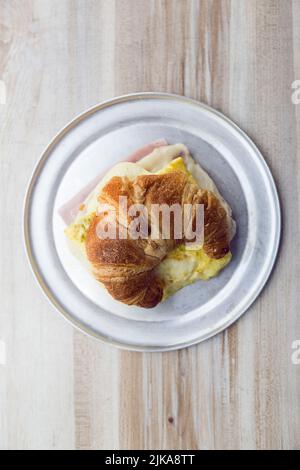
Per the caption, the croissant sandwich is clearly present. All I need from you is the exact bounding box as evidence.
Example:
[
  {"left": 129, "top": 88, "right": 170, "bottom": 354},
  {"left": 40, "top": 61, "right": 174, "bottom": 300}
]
[{"left": 60, "top": 142, "right": 236, "bottom": 308}]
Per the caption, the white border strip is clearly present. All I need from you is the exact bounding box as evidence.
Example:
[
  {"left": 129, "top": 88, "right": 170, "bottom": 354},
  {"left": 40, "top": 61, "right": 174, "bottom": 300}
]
[{"left": 0, "top": 340, "right": 6, "bottom": 365}]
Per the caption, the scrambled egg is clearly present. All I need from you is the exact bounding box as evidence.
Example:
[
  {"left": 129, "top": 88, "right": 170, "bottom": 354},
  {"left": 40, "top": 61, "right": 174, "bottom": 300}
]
[
  {"left": 158, "top": 156, "right": 197, "bottom": 183},
  {"left": 65, "top": 212, "right": 95, "bottom": 245},
  {"left": 156, "top": 244, "right": 231, "bottom": 299},
  {"left": 65, "top": 157, "right": 232, "bottom": 300}
]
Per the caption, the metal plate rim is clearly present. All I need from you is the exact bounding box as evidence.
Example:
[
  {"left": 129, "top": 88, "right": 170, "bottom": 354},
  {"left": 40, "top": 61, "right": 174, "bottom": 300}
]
[{"left": 23, "top": 92, "right": 281, "bottom": 352}]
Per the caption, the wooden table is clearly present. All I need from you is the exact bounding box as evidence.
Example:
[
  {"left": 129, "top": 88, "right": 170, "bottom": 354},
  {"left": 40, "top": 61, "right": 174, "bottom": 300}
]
[{"left": 1, "top": 0, "right": 300, "bottom": 450}]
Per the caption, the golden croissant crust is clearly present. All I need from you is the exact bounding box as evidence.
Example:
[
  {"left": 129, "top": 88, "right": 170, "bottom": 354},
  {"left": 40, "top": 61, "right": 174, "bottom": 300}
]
[{"left": 85, "top": 171, "right": 230, "bottom": 308}]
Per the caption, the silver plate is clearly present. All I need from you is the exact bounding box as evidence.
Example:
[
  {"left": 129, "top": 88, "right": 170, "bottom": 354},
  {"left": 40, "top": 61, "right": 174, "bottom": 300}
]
[{"left": 23, "top": 93, "right": 281, "bottom": 351}]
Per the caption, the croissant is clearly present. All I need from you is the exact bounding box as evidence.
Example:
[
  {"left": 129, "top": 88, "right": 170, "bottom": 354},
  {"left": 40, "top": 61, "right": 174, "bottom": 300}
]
[{"left": 85, "top": 171, "right": 230, "bottom": 308}]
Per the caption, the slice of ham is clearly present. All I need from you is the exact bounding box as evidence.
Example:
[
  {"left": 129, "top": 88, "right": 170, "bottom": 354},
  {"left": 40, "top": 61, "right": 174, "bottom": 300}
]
[{"left": 59, "top": 139, "right": 168, "bottom": 225}]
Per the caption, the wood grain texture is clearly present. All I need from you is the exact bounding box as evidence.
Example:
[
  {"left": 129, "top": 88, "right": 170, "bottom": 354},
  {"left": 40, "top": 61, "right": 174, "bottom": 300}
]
[{"left": 0, "top": 0, "right": 300, "bottom": 450}]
